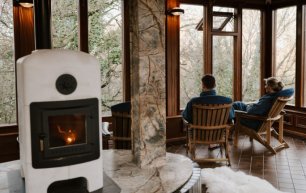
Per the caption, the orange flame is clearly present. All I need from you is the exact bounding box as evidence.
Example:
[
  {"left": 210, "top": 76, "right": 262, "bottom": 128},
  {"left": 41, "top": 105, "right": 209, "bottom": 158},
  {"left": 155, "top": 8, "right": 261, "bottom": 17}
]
[{"left": 57, "top": 126, "right": 77, "bottom": 145}]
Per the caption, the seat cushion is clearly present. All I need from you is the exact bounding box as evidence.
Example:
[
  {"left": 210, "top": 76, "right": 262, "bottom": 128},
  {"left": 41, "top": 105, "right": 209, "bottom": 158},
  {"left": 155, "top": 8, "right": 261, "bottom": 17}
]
[{"left": 275, "top": 88, "right": 294, "bottom": 97}]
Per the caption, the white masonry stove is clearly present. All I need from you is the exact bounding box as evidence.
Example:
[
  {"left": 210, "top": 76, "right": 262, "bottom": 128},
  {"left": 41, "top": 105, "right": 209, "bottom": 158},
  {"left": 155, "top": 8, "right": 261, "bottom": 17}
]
[{"left": 17, "top": 49, "right": 103, "bottom": 193}]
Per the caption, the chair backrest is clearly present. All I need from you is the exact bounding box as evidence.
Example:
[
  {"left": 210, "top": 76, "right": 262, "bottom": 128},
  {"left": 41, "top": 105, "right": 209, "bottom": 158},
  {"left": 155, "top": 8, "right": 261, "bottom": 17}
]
[
  {"left": 111, "top": 102, "right": 131, "bottom": 149},
  {"left": 257, "top": 96, "right": 292, "bottom": 133},
  {"left": 255, "top": 88, "right": 294, "bottom": 133},
  {"left": 191, "top": 103, "right": 232, "bottom": 143}
]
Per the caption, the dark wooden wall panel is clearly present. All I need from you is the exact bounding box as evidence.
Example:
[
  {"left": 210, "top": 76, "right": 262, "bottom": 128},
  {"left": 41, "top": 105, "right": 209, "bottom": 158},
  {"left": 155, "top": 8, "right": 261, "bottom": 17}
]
[
  {"left": 296, "top": 115, "right": 306, "bottom": 129},
  {"left": 284, "top": 113, "right": 294, "bottom": 126},
  {"left": 0, "top": 125, "right": 19, "bottom": 163},
  {"left": 284, "top": 109, "right": 306, "bottom": 138},
  {"left": 166, "top": 115, "right": 186, "bottom": 145}
]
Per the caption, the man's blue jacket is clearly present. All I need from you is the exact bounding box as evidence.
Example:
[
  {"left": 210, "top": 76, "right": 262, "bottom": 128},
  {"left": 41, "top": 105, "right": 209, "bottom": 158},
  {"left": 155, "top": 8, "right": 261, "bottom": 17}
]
[{"left": 182, "top": 90, "right": 234, "bottom": 123}]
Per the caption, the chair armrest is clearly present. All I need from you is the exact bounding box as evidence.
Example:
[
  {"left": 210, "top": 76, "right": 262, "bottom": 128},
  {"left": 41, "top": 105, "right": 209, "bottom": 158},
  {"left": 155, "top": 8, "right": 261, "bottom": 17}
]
[
  {"left": 234, "top": 110, "right": 247, "bottom": 115},
  {"left": 182, "top": 118, "right": 190, "bottom": 131},
  {"left": 235, "top": 111, "right": 268, "bottom": 121}
]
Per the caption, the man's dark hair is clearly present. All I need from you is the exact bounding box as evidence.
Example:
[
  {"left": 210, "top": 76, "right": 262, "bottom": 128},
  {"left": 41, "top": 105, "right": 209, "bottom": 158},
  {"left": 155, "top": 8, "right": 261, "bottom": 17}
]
[{"left": 201, "top": 74, "right": 216, "bottom": 89}]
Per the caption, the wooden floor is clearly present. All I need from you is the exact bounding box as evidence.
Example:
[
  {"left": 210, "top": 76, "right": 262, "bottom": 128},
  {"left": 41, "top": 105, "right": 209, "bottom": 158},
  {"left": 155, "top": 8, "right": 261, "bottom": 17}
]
[{"left": 166, "top": 134, "right": 306, "bottom": 193}]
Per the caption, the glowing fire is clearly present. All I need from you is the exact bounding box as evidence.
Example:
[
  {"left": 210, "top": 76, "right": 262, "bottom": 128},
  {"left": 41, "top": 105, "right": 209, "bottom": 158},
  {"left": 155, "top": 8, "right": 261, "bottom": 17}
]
[{"left": 57, "top": 126, "right": 77, "bottom": 145}]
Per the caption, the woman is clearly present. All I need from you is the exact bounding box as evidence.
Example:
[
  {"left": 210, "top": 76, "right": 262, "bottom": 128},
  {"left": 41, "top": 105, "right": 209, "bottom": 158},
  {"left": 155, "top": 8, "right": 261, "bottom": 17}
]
[{"left": 232, "top": 77, "right": 293, "bottom": 131}]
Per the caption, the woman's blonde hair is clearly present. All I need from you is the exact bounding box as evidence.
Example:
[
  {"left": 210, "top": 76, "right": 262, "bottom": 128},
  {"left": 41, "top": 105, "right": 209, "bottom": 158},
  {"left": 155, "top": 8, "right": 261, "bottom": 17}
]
[{"left": 264, "top": 77, "right": 284, "bottom": 92}]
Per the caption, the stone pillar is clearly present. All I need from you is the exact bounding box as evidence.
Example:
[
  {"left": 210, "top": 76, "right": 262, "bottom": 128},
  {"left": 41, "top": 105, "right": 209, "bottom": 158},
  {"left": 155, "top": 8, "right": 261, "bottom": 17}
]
[{"left": 129, "top": 0, "right": 166, "bottom": 168}]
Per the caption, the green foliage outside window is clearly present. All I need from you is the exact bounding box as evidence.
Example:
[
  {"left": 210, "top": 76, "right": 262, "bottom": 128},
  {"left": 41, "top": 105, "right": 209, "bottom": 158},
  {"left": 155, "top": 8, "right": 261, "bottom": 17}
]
[
  {"left": 88, "top": 0, "right": 122, "bottom": 113},
  {"left": 52, "top": 0, "right": 123, "bottom": 113},
  {"left": 213, "top": 36, "right": 233, "bottom": 98},
  {"left": 0, "top": 0, "right": 16, "bottom": 125},
  {"left": 51, "top": 0, "right": 79, "bottom": 50}
]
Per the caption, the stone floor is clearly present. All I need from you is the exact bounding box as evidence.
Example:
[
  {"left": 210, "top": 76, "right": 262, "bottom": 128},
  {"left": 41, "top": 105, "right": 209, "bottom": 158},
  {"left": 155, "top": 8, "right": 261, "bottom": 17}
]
[{"left": 166, "top": 134, "right": 306, "bottom": 193}]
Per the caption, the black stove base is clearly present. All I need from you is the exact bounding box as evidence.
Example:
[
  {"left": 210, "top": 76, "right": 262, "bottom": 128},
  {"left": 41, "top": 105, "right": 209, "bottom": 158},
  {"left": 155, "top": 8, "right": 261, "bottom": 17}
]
[
  {"left": 46, "top": 173, "right": 120, "bottom": 193},
  {"left": 47, "top": 177, "right": 88, "bottom": 193}
]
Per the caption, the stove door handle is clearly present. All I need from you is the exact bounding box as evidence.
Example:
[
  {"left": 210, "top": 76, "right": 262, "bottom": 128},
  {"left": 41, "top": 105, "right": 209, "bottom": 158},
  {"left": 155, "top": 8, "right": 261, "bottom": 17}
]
[
  {"left": 40, "top": 139, "right": 44, "bottom": 152},
  {"left": 39, "top": 133, "right": 46, "bottom": 152}
]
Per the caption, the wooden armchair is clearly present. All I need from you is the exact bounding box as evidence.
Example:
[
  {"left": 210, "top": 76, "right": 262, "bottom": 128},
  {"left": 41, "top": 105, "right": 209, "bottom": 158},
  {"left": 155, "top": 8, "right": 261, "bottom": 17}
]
[
  {"left": 186, "top": 102, "right": 232, "bottom": 165},
  {"left": 234, "top": 96, "right": 292, "bottom": 154},
  {"left": 111, "top": 102, "right": 132, "bottom": 149}
]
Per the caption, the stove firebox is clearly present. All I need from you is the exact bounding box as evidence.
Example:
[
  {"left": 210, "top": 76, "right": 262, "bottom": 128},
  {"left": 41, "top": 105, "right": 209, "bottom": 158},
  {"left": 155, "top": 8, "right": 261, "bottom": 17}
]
[{"left": 30, "top": 98, "right": 100, "bottom": 168}]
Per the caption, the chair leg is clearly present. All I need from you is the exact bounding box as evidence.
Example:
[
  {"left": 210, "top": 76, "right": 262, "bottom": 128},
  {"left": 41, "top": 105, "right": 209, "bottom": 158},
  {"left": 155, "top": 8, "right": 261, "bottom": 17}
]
[
  {"left": 271, "top": 129, "right": 289, "bottom": 148},
  {"left": 278, "top": 116, "right": 284, "bottom": 142},
  {"left": 225, "top": 142, "right": 231, "bottom": 166},
  {"left": 265, "top": 143, "right": 277, "bottom": 154},
  {"left": 219, "top": 143, "right": 223, "bottom": 155},
  {"left": 234, "top": 125, "right": 239, "bottom": 146},
  {"left": 255, "top": 133, "right": 277, "bottom": 154},
  {"left": 228, "top": 124, "right": 234, "bottom": 141},
  {"left": 190, "top": 143, "right": 196, "bottom": 160},
  {"left": 186, "top": 138, "right": 192, "bottom": 156}
]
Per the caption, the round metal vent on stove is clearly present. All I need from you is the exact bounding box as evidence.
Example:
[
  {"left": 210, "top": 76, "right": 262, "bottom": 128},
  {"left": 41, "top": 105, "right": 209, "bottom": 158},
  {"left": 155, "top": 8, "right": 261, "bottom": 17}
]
[{"left": 56, "top": 74, "right": 77, "bottom": 95}]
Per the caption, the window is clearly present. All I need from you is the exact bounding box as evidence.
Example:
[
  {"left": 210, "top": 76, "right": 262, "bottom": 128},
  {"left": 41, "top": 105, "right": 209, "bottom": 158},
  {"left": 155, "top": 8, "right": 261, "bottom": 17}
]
[
  {"left": 242, "top": 9, "right": 261, "bottom": 102},
  {"left": 0, "top": 0, "right": 16, "bottom": 125},
  {"left": 303, "top": 5, "right": 306, "bottom": 107},
  {"left": 51, "top": 0, "right": 79, "bottom": 50},
  {"left": 213, "top": 7, "right": 235, "bottom": 32},
  {"left": 179, "top": 5, "right": 265, "bottom": 104},
  {"left": 274, "top": 6, "right": 296, "bottom": 105},
  {"left": 212, "top": 36, "right": 233, "bottom": 98},
  {"left": 88, "top": 0, "right": 122, "bottom": 114},
  {"left": 179, "top": 4, "right": 204, "bottom": 108},
  {"left": 211, "top": 6, "right": 237, "bottom": 99}
]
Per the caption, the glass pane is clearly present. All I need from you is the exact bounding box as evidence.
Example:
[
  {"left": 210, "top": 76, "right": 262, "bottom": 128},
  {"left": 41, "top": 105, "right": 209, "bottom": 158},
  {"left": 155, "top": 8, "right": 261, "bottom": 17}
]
[
  {"left": 213, "top": 36, "right": 233, "bottom": 98},
  {"left": 51, "top": 0, "right": 79, "bottom": 50},
  {"left": 275, "top": 6, "right": 296, "bottom": 105},
  {"left": 213, "top": 6, "right": 235, "bottom": 32},
  {"left": 180, "top": 4, "right": 204, "bottom": 108},
  {"left": 242, "top": 9, "right": 261, "bottom": 102},
  {"left": 213, "top": 16, "right": 230, "bottom": 29},
  {"left": 213, "top": 6, "right": 235, "bottom": 13},
  {"left": 304, "top": 6, "right": 306, "bottom": 107},
  {"left": 88, "top": 0, "right": 122, "bottom": 114},
  {"left": 0, "top": 0, "right": 16, "bottom": 125},
  {"left": 48, "top": 114, "right": 86, "bottom": 147}
]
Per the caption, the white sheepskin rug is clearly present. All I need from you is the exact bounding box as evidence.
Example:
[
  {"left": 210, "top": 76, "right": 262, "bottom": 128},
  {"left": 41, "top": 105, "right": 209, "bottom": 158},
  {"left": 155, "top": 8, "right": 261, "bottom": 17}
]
[{"left": 201, "top": 166, "right": 290, "bottom": 193}]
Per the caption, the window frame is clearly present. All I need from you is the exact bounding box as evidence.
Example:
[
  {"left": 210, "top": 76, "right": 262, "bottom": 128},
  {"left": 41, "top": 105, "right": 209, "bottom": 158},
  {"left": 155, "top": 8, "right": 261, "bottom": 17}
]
[
  {"left": 3, "top": 0, "right": 306, "bottom": 133},
  {"left": 272, "top": 4, "right": 304, "bottom": 108}
]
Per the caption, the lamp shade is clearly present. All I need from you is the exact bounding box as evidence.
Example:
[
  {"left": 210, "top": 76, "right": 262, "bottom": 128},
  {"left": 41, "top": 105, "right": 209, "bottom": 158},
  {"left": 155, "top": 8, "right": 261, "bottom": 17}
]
[
  {"left": 168, "top": 7, "right": 184, "bottom": 16},
  {"left": 16, "top": 0, "right": 33, "bottom": 8}
]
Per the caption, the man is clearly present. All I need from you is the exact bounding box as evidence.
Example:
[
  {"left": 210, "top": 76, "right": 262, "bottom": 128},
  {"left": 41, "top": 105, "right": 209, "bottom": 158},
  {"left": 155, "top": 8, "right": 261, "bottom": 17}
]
[
  {"left": 182, "top": 74, "right": 216, "bottom": 123},
  {"left": 182, "top": 74, "right": 234, "bottom": 149},
  {"left": 182, "top": 74, "right": 234, "bottom": 123}
]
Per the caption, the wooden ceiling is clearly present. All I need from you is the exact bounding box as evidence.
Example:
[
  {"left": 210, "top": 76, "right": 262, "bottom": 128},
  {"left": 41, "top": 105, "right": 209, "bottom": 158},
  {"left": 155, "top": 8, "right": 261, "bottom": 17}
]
[
  {"left": 180, "top": 0, "right": 306, "bottom": 9},
  {"left": 214, "top": 0, "right": 304, "bottom": 8}
]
